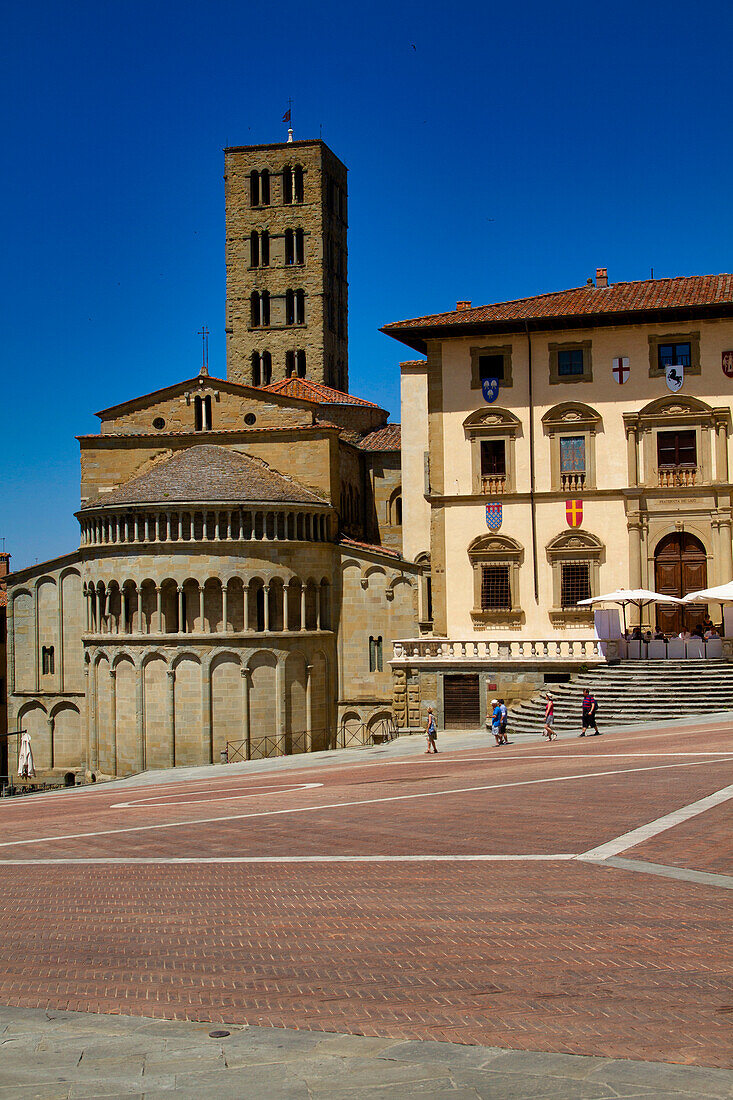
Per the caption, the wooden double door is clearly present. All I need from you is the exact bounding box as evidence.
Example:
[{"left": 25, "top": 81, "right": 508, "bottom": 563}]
[{"left": 654, "top": 533, "right": 707, "bottom": 634}]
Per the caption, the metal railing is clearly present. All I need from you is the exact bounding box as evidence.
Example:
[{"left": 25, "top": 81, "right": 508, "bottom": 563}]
[
  {"left": 224, "top": 729, "right": 329, "bottom": 763},
  {"left": 337, "top": 716, "right": 397, "bottom": 748}
]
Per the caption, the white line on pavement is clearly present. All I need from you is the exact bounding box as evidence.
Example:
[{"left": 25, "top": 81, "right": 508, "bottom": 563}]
[
  {"left": 578, "top": 782, "right": 733, "bottom": 861},
  {"left": 110, "top": 782, "right": 322, "bottom": 809},
  {"left": 0, "top": 758, "right": 728, "bottom": 849},
  {"left": 0, "top": 853, "right": 578, "bottom": 865}
]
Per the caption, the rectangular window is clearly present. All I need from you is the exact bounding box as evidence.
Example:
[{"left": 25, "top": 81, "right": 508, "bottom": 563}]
[
  {"left": 557, "top": 349, "right": 585, "bottom": 376},
  {"left": 480, "top": 440, "right": 506, "bottom": 476},
  {"left": 560, "top": 563, "right": 591, "bottom": 608},
  {"left": 560, "top": 436, "right": 586, "bottom": 473},
  {"left": 481, "top": 565, "right": 511, "bottom": 610},
  {"left": 41, "top": 646, "right": 55, "bottom": 675},
  {"left": 478, "top": 353, "right": 505, "bottom": 382},
  {"left": 657, "top": 430, "right": 697, "bottom": 468},
  {"left": 658, "top": 342, "right": 691, "bottom": 369}
]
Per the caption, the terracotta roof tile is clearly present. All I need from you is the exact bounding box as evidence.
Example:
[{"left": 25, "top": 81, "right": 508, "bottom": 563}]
[
  {"left": 340, "top": 536, "right": 402, "bottom": 559},
  {"left": 0, "top": 591, "right": 7, "bottom": 609},
  {"left": 358, "top": 424, "right": 401, "bottom": 451},
  {"left": 259, "top": 378, "right": 383, "bottom": 408},
  {"left": 383, "top": 274, "right": 733, "bottom": 335},
  {"left": 81, "top": 445, "right": 327, "bottom": 510}
]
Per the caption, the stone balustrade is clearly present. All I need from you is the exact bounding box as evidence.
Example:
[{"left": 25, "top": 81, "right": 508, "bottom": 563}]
[{"left": 392, "top": 638, "right": 607, "bottom": 663}]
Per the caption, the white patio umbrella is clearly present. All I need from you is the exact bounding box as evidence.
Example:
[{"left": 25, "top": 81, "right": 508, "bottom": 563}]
[
  {"left": 17, "top": 731, "right": 34, "bottom": 779},
  {"left": 681, "top": 581, "right": 733, "bottom": 603},
  {"left": 578, "top": 588, "right": 684, "bottom": 635},
  {"left": 682, "top": 580, "right": 733, "bottom": 632}
]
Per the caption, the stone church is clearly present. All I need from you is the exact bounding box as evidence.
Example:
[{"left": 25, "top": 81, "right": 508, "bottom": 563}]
[{"left": 5, "top": 136, "right": 418, "bottom": 779}]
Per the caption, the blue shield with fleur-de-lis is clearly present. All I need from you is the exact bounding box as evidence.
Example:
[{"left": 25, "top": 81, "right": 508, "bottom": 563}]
[
  {"left": 486, "top": 503, "right": 502, "bottom": 530},
  {"left": 481, "top": 377, "right": 499, "bottom": 403}
]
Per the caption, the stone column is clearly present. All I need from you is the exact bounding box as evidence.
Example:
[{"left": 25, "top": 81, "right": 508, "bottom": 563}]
[
  {"left": 144, "top": 515, "right": 150, "bottom": 541},
  {"left": 167, "top": 668, "right": 176, "bottom": 768},
  {"left": 263, "top": 585, "right": 270, "bottom": 632},
  {"left": 203, "top": 512, "right": 208, "bottom": 540},
  {"left": 300, "top": 584, "right": 307, "bottom": 631},
  {"left": 201, "top": 666, "right": 212, "bottom": 765},
  {"left": 715, "top": 418, "right": 729, "bottom": 483},
  {"left": 276, "top": 658, "right": 286, "bottom": 754},
  {"left": 305, "top": 664, "right": 313, "bottom": 752},
  {"left": 719, "top": 512, "right": 733, "bottom": 583},
  {"left": 199, "top": 585, "right": 206, "bottom": 633},
  {"left": 178, "top": 513, "right": 183, "bottom": 541},
  {"left": 315, "top": 586, "right": 321, "bottom": 630},
  {"left": 134, "top": 515, "right": 140, "bottom": 542},
  {"left": 178, "top": 585, "right": 185, "bottom": 633},
  {"left": 109, "top": 666, "right": 117, "bottom": 777},
  {"left": 82, "top": 662, "right": 91, "bottom": 773},
  {"left": 283, "top": 584, "right": 289, "bottom": 632},
  {"left": 135, "top": 664, "right": 144, "bottom": 773},
  {"left": 628, "top": 513, "right": 643, "bottom": 625},
  {"left": 244, "top": 584, "right": 251, "bottom": 632},
  {"left": 214, "top": 513, "right": 220, "bottom": 540},
  {"left": 155, "top": 585, "right": 162, "bottom": 634},
  {"left": 241, "top": 667, "right": 251, "bottom": 760},
  {"left": 85, "top": 586, "right": 91, "bottom": 632},
  {"left": 625, "top": 427, "right": 638, "bottom": 487},
  {"left": 221, "top": 583, "right": 228, "bottom": 633},
  {"left": 226, "top": 511, "right": 232, "bottom": 540}
]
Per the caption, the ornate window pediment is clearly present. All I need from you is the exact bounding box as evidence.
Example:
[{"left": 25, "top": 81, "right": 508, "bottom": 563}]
[
  {"left": 463, "top": 407, "right": 521, "bottom": 436},
  {"left": 542, "top": 402, "right": 602, "bottom": 434},
  {"left": 468, "top": 534, "right": 523, "bottom": 627},
  {"left": 546, "top": 529, "right": 603, "bottom": 626}
]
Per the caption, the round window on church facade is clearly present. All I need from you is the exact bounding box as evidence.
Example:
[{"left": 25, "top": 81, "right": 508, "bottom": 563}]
[
  {"left": 153, "top": 417, "right": 165, "bottom": 429},
  {"left": 244, "top": 413, "right": 257, "bottom": 425}
]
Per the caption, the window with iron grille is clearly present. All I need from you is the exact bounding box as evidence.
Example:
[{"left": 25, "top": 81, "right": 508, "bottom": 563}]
[
  {"left": 560, "top": 563, "right": 591, "bottom": 608},
  {"left": 481, "top": 565, "right": 511, "bottom": 610}
]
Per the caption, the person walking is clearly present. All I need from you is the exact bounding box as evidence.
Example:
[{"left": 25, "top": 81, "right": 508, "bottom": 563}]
[
  {"left": 425, "top": 707, "right": 438, "bottom": 754},
  {"left": 579, "top": 689, "right": 600, "bottom": 736},
  {"left": 542, "top": 693, "right": 556, "bottom": 741},
  {"left": 498, "top": 698, "right": 509, "bottom": 744},
  {"left": 488, "top": 699, "right": 502, "bottom": 745}
]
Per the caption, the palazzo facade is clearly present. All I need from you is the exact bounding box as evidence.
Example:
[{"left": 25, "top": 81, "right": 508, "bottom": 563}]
[{"left": 385, "top": 271, "right": 733, "bottom": 729}]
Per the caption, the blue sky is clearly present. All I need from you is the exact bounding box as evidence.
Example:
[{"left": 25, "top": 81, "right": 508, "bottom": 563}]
[{"left": 2, "top": 0, "right": 732, "bottom": 569}]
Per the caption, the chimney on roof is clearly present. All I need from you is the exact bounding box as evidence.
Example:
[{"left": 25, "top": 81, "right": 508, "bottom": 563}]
[
  {"left": 596, "top": 267, "right": 608, "bottom": 288},
  {"left": 456, "top": 300, "right": 472, "bottom": 312},
  {"left": 0, "top": 553, "right": 10, "bottom": 580}
]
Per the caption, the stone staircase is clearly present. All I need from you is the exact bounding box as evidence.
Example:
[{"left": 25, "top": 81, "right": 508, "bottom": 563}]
[{"left": 506, "top": 660, "right": 733, "bottom": 736}]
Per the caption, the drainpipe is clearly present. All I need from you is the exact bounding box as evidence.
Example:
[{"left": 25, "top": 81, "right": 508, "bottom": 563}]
[{"left": 526, "top": 321, "right": 539, "bottom": 602}]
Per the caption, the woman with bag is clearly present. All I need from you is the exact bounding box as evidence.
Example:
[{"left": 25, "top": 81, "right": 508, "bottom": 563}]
[{"left": 425, "top": 708, "right": 438, "bottom": 754}]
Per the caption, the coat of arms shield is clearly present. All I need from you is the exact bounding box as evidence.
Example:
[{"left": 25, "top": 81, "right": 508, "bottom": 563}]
[
  {"left": 612, "top": 357, "right": 629, "bottom": 384},
  {"left": 481, "top": 377, "right": 499, "bottom": 404},
  {"left": 665, "top": 363, "right": 684, "bottom": 392},
  {"left": 566, "top": 500, "right": 583, "bottom": 528},
  {"left": 486, "top": 503, "right": 502, "bottom": 530}
]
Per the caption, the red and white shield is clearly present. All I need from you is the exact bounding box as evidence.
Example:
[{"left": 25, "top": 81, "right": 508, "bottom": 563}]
[{"left": 612, "top": 357, "right": 629, "bottom": 384}]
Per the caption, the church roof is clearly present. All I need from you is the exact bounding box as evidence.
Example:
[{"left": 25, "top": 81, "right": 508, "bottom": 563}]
[
  {"left": 357, "top": 424, "right": 401, "bottom": 451},
  {"left": 81, "top": 445, "right": 327, "bottom": 510},
  {"left": 382, "top": 273, "right": 733, "bottom": 350},
  {"left": 259, "top": 377, "right": 384, "bottom": 409}
]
